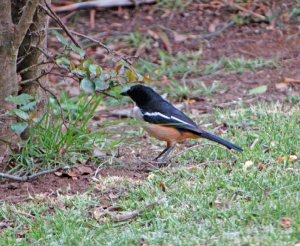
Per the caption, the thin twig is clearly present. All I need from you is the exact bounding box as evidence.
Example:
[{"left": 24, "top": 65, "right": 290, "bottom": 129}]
[
  {"left": 41, "top": 1, "right": 82, "bottom": 49},
  {"left": 250, "top": 138, "right": 259, "bottom": 150},
  {"left": 0, "top": 166, "right": 73, "bottom": 182},
  {"left": 59, "top": 29, "right": 139, "bottom": 65},
  {"left": 35, "top": 79, "right": 69, "bottom": 131},
  {"left": 228, "top": 1, "right": 267, "bottom": 21},
  {"left": 19, "top": 73, "right": 46, "bottom": 85},
  {"left": 111, "top": 201, "right": 161, "bottom": 222},
  {"left": 18, "top": 61, "right": 53, "bottom": 75},
  {"left": 202, "top": 20, "right": 235, "bottom": 40}
]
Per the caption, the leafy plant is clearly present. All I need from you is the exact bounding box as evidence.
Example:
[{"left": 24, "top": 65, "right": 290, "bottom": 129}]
[
  {"left": 8, "top": 94, "right": 117, "bottom": 175},
  {"left": 5, "top": 94, "right": 39, "bottom": 135},
  {"left": 52, "top": 30, "right": 148, "bottom": 95}
]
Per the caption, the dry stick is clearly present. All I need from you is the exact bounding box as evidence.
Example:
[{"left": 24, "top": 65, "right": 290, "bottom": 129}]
[
  {"left": 250, "top": 138, "right": 259, "bottom": 150},
  {"left": 111, "top": 201, "right": 160, "bottom": 223},
  {"left": 19, "top": 61, "right": 53, "bottom": 75},
  {"left": 0, "top": 166, "right": 73, "bottom": 182},
  {"left": 228, "top": 1, "right": 267, "bottom": 21},
  {"left": 41, "top": 1, "right": 82, "bottom": 49},
  {"left": 52, "top": 0, "right": 157, "bottom": 13},
  {"left": 202, "top": 20, "right": 235, "bottom": 40}
]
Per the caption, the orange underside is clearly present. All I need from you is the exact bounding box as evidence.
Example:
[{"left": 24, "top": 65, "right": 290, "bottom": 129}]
[{"left": 143, "top": 124, "right": 200, "bottom": 146}]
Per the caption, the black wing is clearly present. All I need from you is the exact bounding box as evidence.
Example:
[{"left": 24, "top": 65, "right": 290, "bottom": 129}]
[{"left": 141, "top": 100, "right": 199, "bottom": 132}]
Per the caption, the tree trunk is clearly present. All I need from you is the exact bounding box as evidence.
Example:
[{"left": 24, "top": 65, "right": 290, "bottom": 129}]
[{"left": 0, "top": 0, "right": 49, "bottom": 157}]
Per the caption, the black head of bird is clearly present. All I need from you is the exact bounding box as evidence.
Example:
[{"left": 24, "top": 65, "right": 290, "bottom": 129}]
[{"left": 121, "top": 84, "right": 162, "bottom": 107}]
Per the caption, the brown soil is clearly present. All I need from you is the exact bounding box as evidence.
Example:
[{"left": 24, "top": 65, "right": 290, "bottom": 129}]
[{"left": 1, "top": 1, "right": 300, "bottom": 203}]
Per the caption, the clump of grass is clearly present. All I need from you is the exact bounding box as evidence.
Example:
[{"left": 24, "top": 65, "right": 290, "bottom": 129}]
[
  {"left": 122, "top": 31, "right": 154, "bottom": 50},
  {"left": 204, "top": 57, "right": 278, "bottom": 75},
  {"left": 137, "top": 49, "right": 202, "bottom": 80},
  {"left": 167, "top": 80, "right": 226, "bottom": 100},
  {"left": 155, "top": 0, "right": 193, "bottom": 12},
  {"left": 8, "top": 93, "right": 117, "bottom": 175}
]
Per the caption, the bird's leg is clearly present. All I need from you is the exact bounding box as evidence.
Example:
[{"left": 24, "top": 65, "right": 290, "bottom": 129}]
[{"left": 153, "top": 142, "right": 176, "bottom": 161}]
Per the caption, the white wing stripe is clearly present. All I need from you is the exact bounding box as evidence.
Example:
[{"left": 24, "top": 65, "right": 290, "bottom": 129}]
[
  {"left": 171, "top": 116, "right": 194, "bottom": 126},
  {"left": 144, "top": 112, "right": 170, "bottom": 120},
  {"left": 144, "top": 112, "right": 194, "bottom": 127}
]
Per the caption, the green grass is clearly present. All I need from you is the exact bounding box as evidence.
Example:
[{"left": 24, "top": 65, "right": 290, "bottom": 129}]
[
  {"left": 166, "top": 80, "right": 226, "bottom": 100},
  {"left": 8, "top": 93, "right": 120, "bottom": 175},
  {"left": 155, "top": 0, "right": 192, "bottom": 12},
  {"left": 203, "top": 57, "right": 278, "bottom": 75},
  {"left": 1, "top": 103, "right": 300, "bottom": 245}
]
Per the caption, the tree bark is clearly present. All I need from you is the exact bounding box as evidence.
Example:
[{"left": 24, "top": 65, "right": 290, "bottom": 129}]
[
  {"left": 0, "top": 0, "right": 49, "bottom": 157},
  {"left": 0, "top": 0, "right": 19, "bottom": 156}
]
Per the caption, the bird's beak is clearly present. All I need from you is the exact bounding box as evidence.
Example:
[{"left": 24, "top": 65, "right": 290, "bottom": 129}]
[{"left": 120, "top": 89, "right": 128, "bottom": 96}]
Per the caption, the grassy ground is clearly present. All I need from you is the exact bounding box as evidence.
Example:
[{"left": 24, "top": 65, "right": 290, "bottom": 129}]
[{"left": 1, "top": 103, "right": 300, "bottom": 245}]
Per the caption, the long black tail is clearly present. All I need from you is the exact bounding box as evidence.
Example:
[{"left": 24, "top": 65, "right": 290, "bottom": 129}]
[{"left": 195, "top": 130, "right": 243, "bottom": 152}]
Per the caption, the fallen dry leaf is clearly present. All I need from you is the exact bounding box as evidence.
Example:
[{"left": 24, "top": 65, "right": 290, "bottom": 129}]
[
  {"left": 281, "top": 217, "right": 292, "bottom": 229},
  {"left": 283, "top": 77, "right": 300, "bottom": 84},
  {"left": 243, "top": 160, "right": 254, "bottom": 172},
  {"left": 257, "top": 163, "right": 267, "bottom": 171},
  {"left": 112, "top": 202, "right": 159, "bottom": 223},
  {"left": 77, "top": 166, "right": 94, "bottom": 175},
  {"left": 0, "top": 221, "right": 14, "bottom": 229},
  {"left": 54, "top": 166, "right": 93, "bottom": 178},
  {"left": 159, "top": 182, "right": 167, "bottom": 192},
  {"left": 93, "top": 202, "right": 160, "bottom": 224},
  {"left": 289, "top": 155, "right": 298, "bottom": 163},
  {"left": 214, "top": 199, "right": 223, "bottom": 209},
  {"left": 93, "top": 147, "right": 106, "bottom": 158},
  {"left": 147, "top": 29, "right": 159, "bottom": 40},
  {"left": 157, "top": 30, "right": 172, "bottom": 54},
  {"left": 277, "top": 156, "right": 286, "bottom": 164},
  {"left": 275, "top": 83, "right": 289, "bottom": 92}
]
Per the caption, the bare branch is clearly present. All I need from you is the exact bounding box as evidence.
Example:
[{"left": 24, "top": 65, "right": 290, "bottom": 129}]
[
  {"left": 52, "top": 0, "right": 157, "bottom": 13},
  {"left": 62, "top": 29, "right": 139, "bottom": 65},
  {"left": 41, "top": 0, "right": 82, "bottom": 49},
  {"left": 15, "top": 0, "right": 40, "bottom": 48},
  {"left": 0, "top": 166, "right": 73, "bottom": 182},
  {"left": 19, "top": 61, "right": 53, "bottom": 75}
]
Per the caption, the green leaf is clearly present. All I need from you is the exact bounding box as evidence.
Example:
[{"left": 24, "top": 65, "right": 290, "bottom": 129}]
[
  {"left": 52, "top": 30, "right": 69, "bottom": 46},
  {"left": 71, "top": 68, "right": 86, "bottom": 76},
  {"left": 248, "top": 85, "right": 268, "bottom": 96},
  {"left": 14, "top": 109, "right": 29, "bottom": 120},
  {"left": 81, "top": 78, "right": 95, "bottom": 93},
  {"left": 56, "top": 57, "right": 70, "bottom": 66},
  {"left": 70, "top": 44, "right": 86, "bottom": 58},
  {"left": 11, "top": 122, "right": 28, "bottom": 135},
  {"left": 20, "top": 101, "right": 37, "bottom": 111},
  {"left": 94, "top": 77, "right": 109, "bottom": 91},
  {"left": 6, "top": 94, "right": 33, "bottom": 106},
  {"left": 89, "top": 64, "right": 102, "bottom": 76},
  {"left": 127, "top": 70, "right": 138, "bottom": 82},
  {"left": 82, "top": 58, "right": 95, "bottom": 69}
]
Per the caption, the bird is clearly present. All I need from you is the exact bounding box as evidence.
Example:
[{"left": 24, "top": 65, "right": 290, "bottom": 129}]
[{"left": 121, "top": 84, "right": 243, "bottom": 162}]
